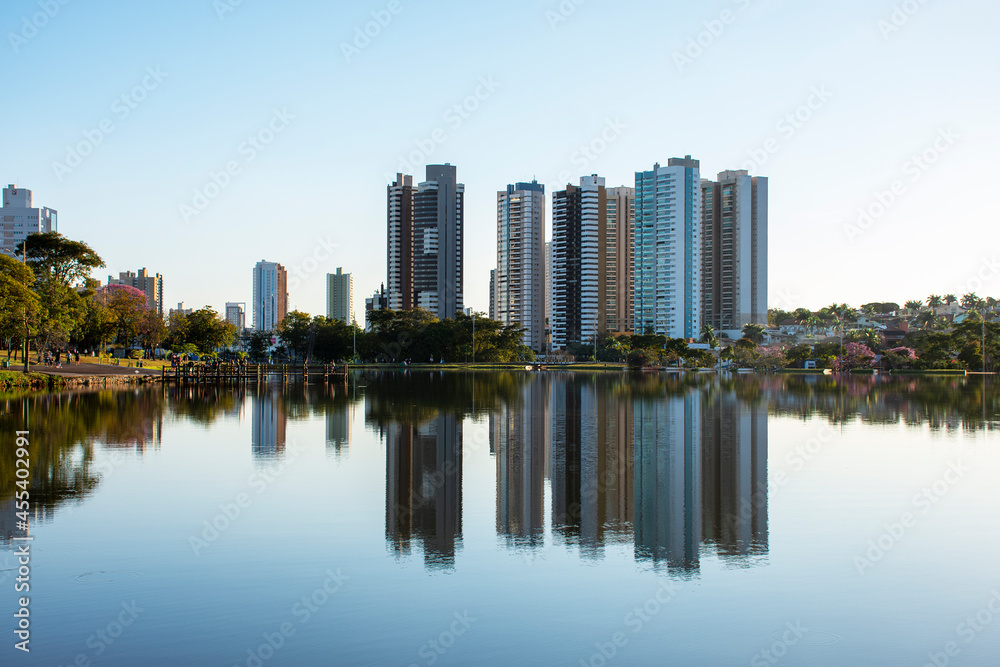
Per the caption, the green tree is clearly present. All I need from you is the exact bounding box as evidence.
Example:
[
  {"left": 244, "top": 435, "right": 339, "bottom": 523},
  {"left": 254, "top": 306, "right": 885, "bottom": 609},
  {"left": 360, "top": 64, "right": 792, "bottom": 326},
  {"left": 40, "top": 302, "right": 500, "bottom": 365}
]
[
  {"left": 700, "top": 324, "right": 719, "bottom": 349},
  {"left": 16, "top": 232, "right": 104, "bottom": 354},
  {"left": 138, "top": 310, "right": 167, "bottom": 353},
  {"left": 170, "top": 308, "right": 236, "bottom": 354},
  {"left": 961, "top": 293, "right": 984, "bottom": 311},
  {"left": 0, "top": 254, "right": 40, "bottom": 364},
  {"left": 99, "top": 284, "right": 148, "bottom": 349},
  {"left": 927, "top": 295, "right": 943, "bottom": 309},
  {"left": 845, "top": 328, "right": 883, "bottom": 353},
  {"left": 277, "top": 311, "right": 314, "bottom": 360},
  {"left": 247, "top": 330, "right": 272, "bottom": 361},
  {"left": 741, "top": 323, "right": 766, "bottom": 345}
]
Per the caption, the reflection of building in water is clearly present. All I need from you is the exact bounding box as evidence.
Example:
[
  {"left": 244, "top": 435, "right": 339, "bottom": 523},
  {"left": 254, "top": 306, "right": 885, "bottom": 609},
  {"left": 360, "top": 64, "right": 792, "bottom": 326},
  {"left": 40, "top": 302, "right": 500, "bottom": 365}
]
[
  {"left": 701, "top": 392, "right": 768, "bottom": 560},
  {"left": 326, "top": 402, "right": 351, "bottom": 458},
  {"left": 252, "top": 390, "right": 286, "bottom": 460},
  {"left": 634, "top": 391, "right": 702, "bottom": 573},
  {"left": 385, "top": 413, "right": 462, "bottom": 570},
  {"left": 549, "top": 378, "right": 634, "bottom": 558},
  {"left": 633, "top": 388, "right": 768, "bottom": 573},
  {"left": 492, "top": 378, "right": 549, "bottom": 549}
]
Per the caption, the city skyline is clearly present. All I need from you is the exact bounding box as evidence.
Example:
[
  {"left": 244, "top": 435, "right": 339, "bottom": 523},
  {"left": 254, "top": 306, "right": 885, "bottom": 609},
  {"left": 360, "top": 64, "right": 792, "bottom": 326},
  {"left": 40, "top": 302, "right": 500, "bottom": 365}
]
[{"left": 2, "top": 1, "right": 995, "bottom": 316}]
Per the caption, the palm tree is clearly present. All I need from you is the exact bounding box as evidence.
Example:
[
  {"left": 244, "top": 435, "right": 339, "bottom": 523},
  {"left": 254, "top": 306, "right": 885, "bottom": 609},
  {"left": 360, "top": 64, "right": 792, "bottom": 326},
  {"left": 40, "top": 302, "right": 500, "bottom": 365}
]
[
  {"left": 904, "top": 300, "right": 923, "bottom": 312},
  {"left": 944, "top": 294, "right": 957, "bottom": 306},
  {"left": 742, "top": 323, "right": 766, "bottom": 345},
  {"left": 700, "top": 324, "right": 719, "bottom": 349},
  {"left": 927, "top": 295, "right": 943, "bottom": 310},
  {"left": 805, "top": 314, "right": 823, "bottom": 335},
  {"left": 961, "top": 293, "right": 984, "bottom": 310},
  {"left": 914, "top": 310, "right": 935, "bottom": 330}
]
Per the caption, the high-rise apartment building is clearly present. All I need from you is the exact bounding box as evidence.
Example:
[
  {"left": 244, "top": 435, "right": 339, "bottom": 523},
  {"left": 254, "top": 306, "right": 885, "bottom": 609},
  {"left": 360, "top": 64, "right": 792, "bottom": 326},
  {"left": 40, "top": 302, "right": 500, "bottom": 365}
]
[
  {"left": 387, "top": 174, "right": 415, "bottom": 311},
  {"left": 169, "top": 302, "right": 192, "bottom": 318},
  {"left": 604, "top": 186, "right": 635, "bottom": 335},
  {"left": 1, "top": 184, "right": 57, "bottom": 258},
  {"left": 544, "top": 241, "right": 552, "bottom": 332},
  {"left": 387, "top": 165, "right": 464, "bottom": 319},
  {"left": 489, "top": 269, "right": 497, "bottom": 321},
  {"left": 253, "top": 261, "right": 288, "bottom": 331},
  {"left": 552, "top": 177, "right": 601, "bottom": 350},
  {"left": 327, "top": 267, "right": 354, "bottom": 324},
  {"left": 108, "top": 268, "right": 164, "bottom": 317},
  {"left": 414, "top": 164, "right": 464, "bottom": 319},
  {"left": 550, "top": 176, "right": 634, "bottom": 350},
  {"left": 634, "top": 158, "right": 702, "bottom": 339},
  {"left": 365, "top": 284, "right": 389, "bottom": 332},
  {"left": 225, "top": 302, "right": 247, "bottom": 330},
  {"left": 496, "top": 180, "right": 545, "bottom": 352},
  {"left": 701, "top": 170, "right": 768, "bottom": 337}
]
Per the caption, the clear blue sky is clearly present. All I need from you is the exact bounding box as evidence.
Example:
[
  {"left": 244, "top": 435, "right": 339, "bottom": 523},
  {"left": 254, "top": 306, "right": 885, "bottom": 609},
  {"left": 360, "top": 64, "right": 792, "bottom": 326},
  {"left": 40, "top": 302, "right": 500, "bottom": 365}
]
[{"left": 2, "top": 0, "right": 997, "bottom": 316}]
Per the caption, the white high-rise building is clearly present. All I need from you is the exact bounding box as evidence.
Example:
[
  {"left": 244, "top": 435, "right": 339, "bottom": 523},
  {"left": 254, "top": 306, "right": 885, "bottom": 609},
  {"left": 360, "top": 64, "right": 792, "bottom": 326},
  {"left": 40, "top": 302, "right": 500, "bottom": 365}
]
[
  {"left": 496, "top": 180, "right": 545, "bottom": 352},
  {"left": 253, "top": 261, "right": 288, "bottom": 332},
  {"left": 1, "top": 185, "right": 57, "bottom": 258},
  {"left": 327, "top": 267, "right": 354, "bottom": 324},
  {"left": 634, "top": 158, "right": 702, "bottom": 339},
  {"left": 701, "top": 170, "right": 768, "bottom": 338},
  {"left": 225, "top": 302, "right": 247, "bottom": 330},
  {"left": 387, "top": 174, "right": 415, "bottom": 312}
]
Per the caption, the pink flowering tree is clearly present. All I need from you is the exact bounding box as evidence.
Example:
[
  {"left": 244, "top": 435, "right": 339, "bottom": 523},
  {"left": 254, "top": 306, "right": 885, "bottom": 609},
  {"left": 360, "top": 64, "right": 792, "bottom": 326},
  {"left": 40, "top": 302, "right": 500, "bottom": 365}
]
[
  {"left": 833, "top": 342, "right": 876, "bottom": 371},
  {"left": 755, "top": 345, "right": 788, "bottom": 370},
  {"left": 882, "top": 346, "right": 919, "bottom": 370}
]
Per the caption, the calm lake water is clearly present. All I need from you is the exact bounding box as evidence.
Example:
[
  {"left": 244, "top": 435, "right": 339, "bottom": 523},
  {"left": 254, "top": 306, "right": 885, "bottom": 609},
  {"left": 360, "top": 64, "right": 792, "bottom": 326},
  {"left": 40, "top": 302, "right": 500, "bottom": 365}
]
[{"left": 2, "top": 372, "right": 1000, "bottom": 666}]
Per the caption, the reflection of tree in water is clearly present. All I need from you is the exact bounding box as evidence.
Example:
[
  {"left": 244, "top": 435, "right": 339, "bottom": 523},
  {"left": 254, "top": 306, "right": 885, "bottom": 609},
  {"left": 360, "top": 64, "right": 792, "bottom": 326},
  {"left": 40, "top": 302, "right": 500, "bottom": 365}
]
[
  {"left": 166, "top": 386, "right": 244, "bottom": 425},
  {"left": 363, "top": 371, "right": 527, "bottom": 429},
  {"left": 758, "top": 375, "right": 1000, "bottom": 430},
  {"left": 0, "top": 391, "right": 166, "bottom": 539}
]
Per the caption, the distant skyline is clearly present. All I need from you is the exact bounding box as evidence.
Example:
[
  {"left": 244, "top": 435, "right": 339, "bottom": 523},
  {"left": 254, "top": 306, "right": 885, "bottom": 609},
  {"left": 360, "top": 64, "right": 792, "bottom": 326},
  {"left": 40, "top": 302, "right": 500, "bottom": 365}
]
[{"left": 2, "top": 0, "right": 996, "bottom": 317}]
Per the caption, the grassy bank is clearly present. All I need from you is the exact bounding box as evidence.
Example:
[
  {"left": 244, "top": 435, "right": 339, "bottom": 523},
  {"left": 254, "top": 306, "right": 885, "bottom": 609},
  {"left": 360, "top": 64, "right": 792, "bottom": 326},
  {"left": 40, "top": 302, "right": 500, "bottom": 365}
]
[
  {"left": 890, "top": 369, "right": 969, "bottom": 376},
  {"left": 0, "top": 371, "right": 63, "bottom": 391}
]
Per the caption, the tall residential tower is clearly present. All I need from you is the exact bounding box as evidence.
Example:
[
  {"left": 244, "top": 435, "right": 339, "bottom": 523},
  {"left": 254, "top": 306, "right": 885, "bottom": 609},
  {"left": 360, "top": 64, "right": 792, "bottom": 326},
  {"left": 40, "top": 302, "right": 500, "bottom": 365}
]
[
  {"left": 1, "top": 184, "right": 57, "bottom": 258},
  {"left": 701, "top": 170, "right": 768, "bottom": 338},
  {"left": 550, "top": 176, "right": 634, "bottom": 350},
  {"left": 107, "top": 268, "right": 164, "bottom": 317},
  {"left": 253, "top": 261, "right": 288, "bottom": 331},
  {"left": 496, "top": 180, "right": 545, "bottom": 352},
  {"left": 327, "top": 267, "right": 354, "bottom": 324},
  {"left": 387, "top": 174, "right": 415, "bottom": 312},
  {"left": 387, "top": 165, "right": 464, "bottom": 319},
  {"left": 634, "top": 158, "right": 702, "bottom": 339}
]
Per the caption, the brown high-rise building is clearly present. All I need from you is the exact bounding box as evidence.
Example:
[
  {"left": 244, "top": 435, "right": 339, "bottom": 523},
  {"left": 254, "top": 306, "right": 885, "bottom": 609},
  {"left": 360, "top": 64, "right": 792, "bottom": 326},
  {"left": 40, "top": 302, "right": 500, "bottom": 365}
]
[
  {"left": 387, "top": 166, "right": 464, "bottom": 318},
  {"left": 700, "top": 170, "right": 768, "bottom": 337},
  {"left": 603, "top": 186, "right": 635, "bottom": 335}
]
